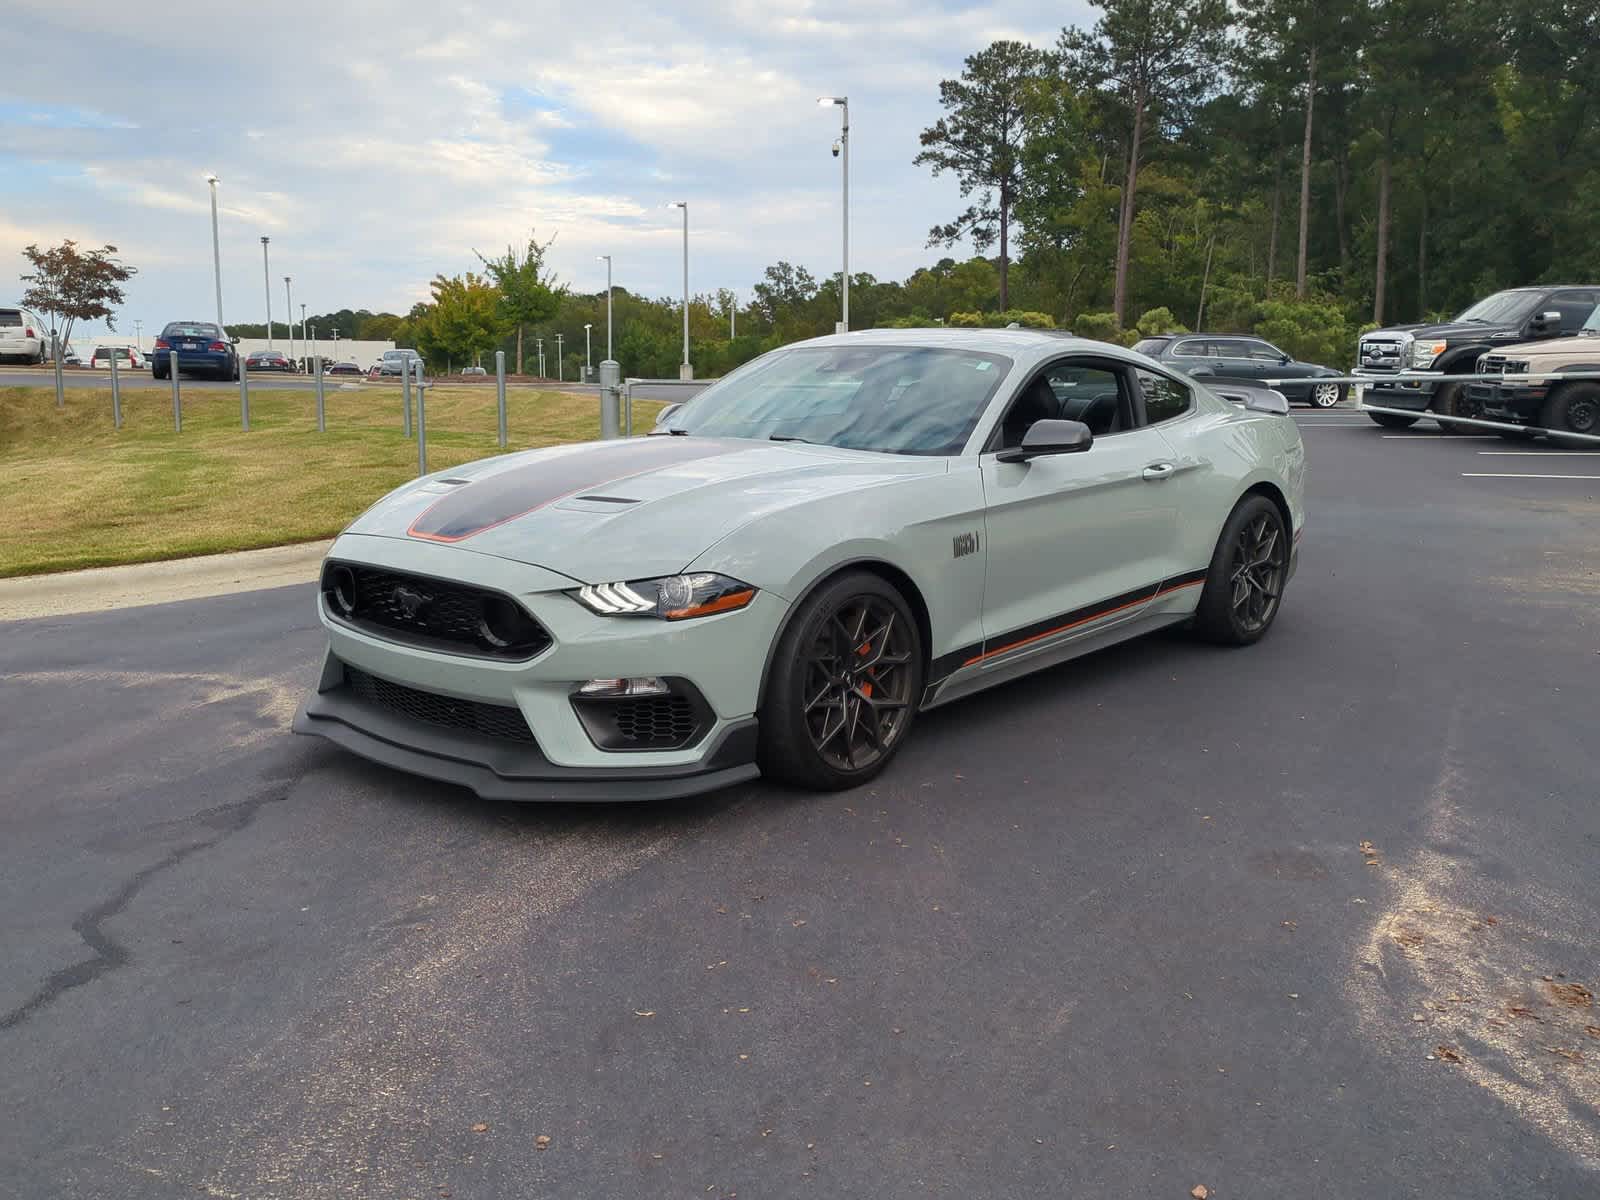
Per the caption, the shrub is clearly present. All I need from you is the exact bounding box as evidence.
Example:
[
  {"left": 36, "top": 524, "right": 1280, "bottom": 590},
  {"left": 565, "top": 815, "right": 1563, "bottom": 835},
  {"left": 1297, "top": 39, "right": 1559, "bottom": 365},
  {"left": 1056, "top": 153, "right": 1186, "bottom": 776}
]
[
  {"left": 1135, "top": 307, "right": 1186, "bottom": 336},
  {"left": 1253, "top": 298, "right": 1353, "bottom": 368},
  {"left": 1073, "top": 312, "right": 1136, "bottom": 346}
]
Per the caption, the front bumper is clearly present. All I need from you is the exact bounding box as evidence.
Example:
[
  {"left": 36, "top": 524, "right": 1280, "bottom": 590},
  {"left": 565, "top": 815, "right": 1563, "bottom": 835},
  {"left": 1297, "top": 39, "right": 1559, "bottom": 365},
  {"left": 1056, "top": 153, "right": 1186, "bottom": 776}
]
[
  {"left": 295, "top": 654, "right": 760, "bottom": 801},
  {"left": 293, "top": 532, "right": 784, "bottom": 801},
  {"left": 0, "top": 337, "right": 41, "bottom": 357},
  {"left": 1469, "top": 382, "right": 1546, "bottom": 423},
  {"left": 1354, "top": 374, "right": 1435, "bottom": 411}
]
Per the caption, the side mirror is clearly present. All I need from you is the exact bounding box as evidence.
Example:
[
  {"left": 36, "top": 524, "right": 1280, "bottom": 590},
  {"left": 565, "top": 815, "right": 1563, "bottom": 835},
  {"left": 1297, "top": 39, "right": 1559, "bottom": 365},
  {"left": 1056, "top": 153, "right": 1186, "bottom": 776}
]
[
  {"left": 653, "top": 402, "right": 683, "bottom": 430},
  {"left": 996, "top": 418, "right": 1093, "bottom": 463},
  {"left": 231, "top": 336, "right": 240, "bottom": 345},
  {"left": 1530, "top": 310, "right": 1561, "bottom": 334},
  {"left": 1279, "top": 352, "right": 1292, "bottom": 364}
]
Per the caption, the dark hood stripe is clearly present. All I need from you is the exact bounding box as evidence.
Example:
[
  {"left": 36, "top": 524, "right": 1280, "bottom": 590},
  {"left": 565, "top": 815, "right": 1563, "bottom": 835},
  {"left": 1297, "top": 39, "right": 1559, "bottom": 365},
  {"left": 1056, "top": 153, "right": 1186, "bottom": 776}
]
[{"left": 408, "top": 439, "right": 742, "bottom": 542}]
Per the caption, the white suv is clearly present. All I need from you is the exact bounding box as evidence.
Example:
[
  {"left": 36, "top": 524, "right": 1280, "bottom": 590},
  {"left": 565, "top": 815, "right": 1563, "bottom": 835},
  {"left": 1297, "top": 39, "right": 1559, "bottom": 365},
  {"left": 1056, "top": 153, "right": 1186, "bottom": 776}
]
[{"left": 0, "top": 307, "right": 47, "bottom": 364}]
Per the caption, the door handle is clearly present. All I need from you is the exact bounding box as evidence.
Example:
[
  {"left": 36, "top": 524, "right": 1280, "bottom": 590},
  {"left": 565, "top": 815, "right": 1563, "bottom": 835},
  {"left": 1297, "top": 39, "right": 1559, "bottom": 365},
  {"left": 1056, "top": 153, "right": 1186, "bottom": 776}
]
[{"left": 1142, "top": 462, "right": 1176, "bottom": 481}]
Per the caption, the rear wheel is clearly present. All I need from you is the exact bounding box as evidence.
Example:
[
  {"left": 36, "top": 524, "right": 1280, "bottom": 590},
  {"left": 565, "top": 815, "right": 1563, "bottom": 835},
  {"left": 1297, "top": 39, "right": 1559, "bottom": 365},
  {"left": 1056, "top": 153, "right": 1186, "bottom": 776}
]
[
  {"left": 1310, "top": 382, "right": 1343, "bottom": 408},
  {"left": 1369, "top": 412, "right": 1417, "bottom": 429},
  {"left": 1540, "top": 383, "right": 1600, "bottom": 449},
  {"left": 1431, "top": 377, "right": 1484, "bottom": 434},
  {"left": 1193, "top": 496, "right": 1290, "bottom": 646},
  {"left": 760, "top": 571, "right": 923, "bottom": 791}
]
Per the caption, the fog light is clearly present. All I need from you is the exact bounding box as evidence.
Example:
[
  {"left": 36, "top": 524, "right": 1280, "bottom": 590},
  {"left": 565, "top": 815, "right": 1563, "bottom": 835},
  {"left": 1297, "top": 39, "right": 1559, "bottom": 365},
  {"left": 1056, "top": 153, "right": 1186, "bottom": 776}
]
[
  {"left": 578, "top": 677, "right": 670, "bottom": 697},
  {"left": 328, "top": 565, "right": 357, "bottom": 616}
]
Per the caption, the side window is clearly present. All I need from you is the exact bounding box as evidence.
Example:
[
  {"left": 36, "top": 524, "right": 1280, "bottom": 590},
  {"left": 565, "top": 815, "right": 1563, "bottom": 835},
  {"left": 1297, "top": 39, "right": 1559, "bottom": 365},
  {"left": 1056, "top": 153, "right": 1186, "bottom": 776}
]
[
  {"left": 1551, "top": 291, "right": 1598, "bottom": 333},
  {"left": 1136, "top": 368, "right": 1193, "bottom": 426},
  {"left": 1171, "top": 339, "right": 1208, "bottom": 358},
  {"left": 1246, "top": 341, "right": 1284, "bottom": 361},
  {"left": 992, "top": 361, "right": 1130, "bottom": 449}
]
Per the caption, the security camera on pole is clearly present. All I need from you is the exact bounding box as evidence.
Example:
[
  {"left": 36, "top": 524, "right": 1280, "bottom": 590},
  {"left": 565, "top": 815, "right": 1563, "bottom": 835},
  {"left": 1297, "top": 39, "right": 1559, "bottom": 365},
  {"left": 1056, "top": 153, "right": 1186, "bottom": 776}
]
[{"left": 817, "top": 96, "right": 849, "bottom": 334}]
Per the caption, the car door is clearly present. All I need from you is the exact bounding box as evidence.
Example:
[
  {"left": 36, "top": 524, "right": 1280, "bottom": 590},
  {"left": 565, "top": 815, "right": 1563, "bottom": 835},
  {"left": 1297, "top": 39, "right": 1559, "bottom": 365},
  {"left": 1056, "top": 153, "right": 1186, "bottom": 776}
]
[
  {"left": 975, "top": 356, "right": 1187, "bottom": 674},
  {"left": 1243, "top": 337, "right": 1309, "bottom": 400}
]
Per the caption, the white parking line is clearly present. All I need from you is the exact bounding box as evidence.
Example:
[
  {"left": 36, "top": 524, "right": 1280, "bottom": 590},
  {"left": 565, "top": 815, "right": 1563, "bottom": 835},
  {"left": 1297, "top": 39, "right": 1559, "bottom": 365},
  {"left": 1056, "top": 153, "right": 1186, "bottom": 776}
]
[
  {"left": 1381, "top": 434, "right": 1499, "bottom": 440},
  {"left": 1461, "top": 472, "right": 1600, "bottom": 480},
  {"left": 1476, "top": 450, "right": 1600, "bottom": 456}
]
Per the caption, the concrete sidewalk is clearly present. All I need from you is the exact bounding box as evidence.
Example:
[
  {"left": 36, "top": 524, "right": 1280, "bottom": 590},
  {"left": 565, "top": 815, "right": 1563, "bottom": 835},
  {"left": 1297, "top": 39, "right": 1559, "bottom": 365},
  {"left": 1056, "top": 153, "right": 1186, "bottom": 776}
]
[{"left": 0, "top": 540, "right": 331, "bottom": 621}]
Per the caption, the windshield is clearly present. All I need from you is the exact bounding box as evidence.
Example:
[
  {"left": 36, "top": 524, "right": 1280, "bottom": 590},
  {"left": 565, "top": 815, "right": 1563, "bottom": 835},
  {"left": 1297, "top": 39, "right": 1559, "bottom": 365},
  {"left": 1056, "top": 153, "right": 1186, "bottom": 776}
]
[
  {"left": 1454, "top": 291, "right": 1540, "bottom": 325},
  {"left": 1583, "top": 307, "right": 1600, "bottom": 335},
  {"left": 667, "top": 345, "right": 1011, "bottom": 455},
  {"left": 164, "top": 323, "right": 221, "bottom": 338},
  {"left": 1131, "top": 338, "right": 1168, "bottom": 356}
]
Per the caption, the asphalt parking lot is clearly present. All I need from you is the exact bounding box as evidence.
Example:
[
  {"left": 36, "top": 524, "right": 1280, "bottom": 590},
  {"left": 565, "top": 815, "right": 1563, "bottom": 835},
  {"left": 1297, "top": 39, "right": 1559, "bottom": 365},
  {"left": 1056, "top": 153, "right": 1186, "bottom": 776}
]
[{"left": 3, "top": 409, "right": 1597, "bottom": 1199}]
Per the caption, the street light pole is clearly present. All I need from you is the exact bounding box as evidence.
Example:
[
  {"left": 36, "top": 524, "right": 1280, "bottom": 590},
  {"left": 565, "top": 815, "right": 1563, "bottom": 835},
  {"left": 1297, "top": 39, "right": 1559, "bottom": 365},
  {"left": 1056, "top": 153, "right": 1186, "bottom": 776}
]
[
  {"left": 818, "top": 96, "right": 849, "bottom": 333},
  {"left": 284, "top": 276, "right": 294, "bottom": 364},
  {"left": 596, "top": 255, "right": 613, "bottom": 362},
  {"left": 555, "top": 332, "right": 564, "bottom": 382},
  {"left": 668, "top": 202, "right": 690, "bottom": 379},
  {"left": 729, "top": 291, "right": 736, "bottom": 340},
  {"left": 583, "top": 323, "right": 592, "bottom": 377},
  {"left": 260, "top": 237, "right": 273, "bottom": 347},
  {"left": 205, "top": 174, "right": 224, "bottom": 327},
  {"left": 134, "top": 320, "right": 144, "bottom": 352},
  {"left": 300, "top": 303, "right": 307, "bottom": 371}
]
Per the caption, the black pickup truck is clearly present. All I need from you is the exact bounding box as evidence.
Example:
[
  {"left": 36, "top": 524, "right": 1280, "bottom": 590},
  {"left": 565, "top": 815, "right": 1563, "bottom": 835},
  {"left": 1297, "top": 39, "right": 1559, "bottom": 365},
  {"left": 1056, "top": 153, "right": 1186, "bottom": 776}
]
[{"left": 1355, "top": 285, "right": 1600, "bottom": 428}]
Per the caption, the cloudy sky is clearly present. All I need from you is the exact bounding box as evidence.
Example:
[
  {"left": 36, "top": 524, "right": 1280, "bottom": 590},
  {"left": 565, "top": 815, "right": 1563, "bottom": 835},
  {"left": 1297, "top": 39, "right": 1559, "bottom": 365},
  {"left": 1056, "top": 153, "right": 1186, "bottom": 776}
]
[{"left": 1, "top": 0, "right": 1095, "bottom": 339}]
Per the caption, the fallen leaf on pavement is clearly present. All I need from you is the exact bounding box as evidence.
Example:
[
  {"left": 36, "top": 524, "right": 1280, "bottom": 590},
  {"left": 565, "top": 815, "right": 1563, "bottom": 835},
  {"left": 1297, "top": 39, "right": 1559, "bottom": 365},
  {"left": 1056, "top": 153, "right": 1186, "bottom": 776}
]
[
  {"left": 535, "top": 1135, "right": 551, "bottom": 1149},
  {"left": 1192, "top": 1186, "right": 1210, "bottom": 1199},
  {"left": 1546, "top": 1046, "right": 1585, "bottom": 1063},
  {"left": 471, "top": 1123, "right": 489, "bottom": 1133},
  {"left": 1359, "top": 841, "right": 1378, "bottom": 856},
  {"left": 634, "top": 1010, "right": 656, "bottom": 1018},
  {"left": 1434, "top": 1045, "right": 1462, "bottom": 1063},
  {"left": 1549, "top": 982, "right": 1593, "bottom": 1008}
]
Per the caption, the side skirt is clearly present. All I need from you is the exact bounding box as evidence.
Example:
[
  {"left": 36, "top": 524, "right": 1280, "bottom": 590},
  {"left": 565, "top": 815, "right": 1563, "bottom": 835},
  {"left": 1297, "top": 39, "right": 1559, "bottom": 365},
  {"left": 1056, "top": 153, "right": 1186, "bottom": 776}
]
[{"left": 919, "top": 608, "right": 1192, "bottom": 711}]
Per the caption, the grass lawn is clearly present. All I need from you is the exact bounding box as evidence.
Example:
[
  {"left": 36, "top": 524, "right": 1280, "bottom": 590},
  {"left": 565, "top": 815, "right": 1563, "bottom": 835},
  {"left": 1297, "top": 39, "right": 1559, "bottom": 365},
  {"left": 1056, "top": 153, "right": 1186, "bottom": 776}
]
[{"left": 0, "top": 383, "right": 663, "bottom": 577}]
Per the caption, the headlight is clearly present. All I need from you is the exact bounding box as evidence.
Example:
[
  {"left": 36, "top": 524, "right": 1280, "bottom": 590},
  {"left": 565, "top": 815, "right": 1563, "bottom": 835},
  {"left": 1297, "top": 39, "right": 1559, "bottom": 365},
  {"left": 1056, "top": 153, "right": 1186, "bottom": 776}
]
[
  {"left": 1412, "top": 339, "right": 1448, "bottom": 367},
  {"left": 573, "top": 572, "right": 757, "bottom": 620}
]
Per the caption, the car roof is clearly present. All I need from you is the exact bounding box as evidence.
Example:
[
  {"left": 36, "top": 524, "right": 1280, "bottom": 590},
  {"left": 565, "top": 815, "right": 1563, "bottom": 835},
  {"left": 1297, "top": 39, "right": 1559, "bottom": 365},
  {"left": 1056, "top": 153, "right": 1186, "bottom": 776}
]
[{"left": 786, "top": 327, "right": 1153, "bottom": 371}]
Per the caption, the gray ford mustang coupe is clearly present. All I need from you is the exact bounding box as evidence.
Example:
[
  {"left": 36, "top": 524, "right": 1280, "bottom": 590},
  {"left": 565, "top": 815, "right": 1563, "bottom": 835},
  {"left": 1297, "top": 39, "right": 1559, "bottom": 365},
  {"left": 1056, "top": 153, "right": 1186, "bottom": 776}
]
[{"left": 295, "top": 329, "right": 1305, "bottom": 800}]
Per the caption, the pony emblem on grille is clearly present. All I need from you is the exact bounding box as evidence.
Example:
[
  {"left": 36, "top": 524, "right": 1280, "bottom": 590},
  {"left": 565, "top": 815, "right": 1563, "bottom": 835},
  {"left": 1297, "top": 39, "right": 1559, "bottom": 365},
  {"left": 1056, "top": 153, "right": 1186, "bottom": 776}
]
[{"left": 392, "top": 584, "right": 432, "bottom": 622}]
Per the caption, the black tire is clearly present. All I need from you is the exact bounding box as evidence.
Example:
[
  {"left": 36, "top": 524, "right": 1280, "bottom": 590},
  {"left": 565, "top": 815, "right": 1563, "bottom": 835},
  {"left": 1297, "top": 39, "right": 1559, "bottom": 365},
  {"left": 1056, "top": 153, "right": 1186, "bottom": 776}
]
[
  {"left": 1540, "top": 383, "right": 1600, "bottom": 449},
  {"left": 1430, "top": 377, "right": 1484, "bottom": 434},
  {"left": 1193, "top": 495, "right": 1290, "bottom": 646},
  {"left": 1497, "top": 428, "right": 1535, "bottom": 442},
  {"left": 152, "top": 366, "right": 168, "bottom": 380},
  {"left": 759, "top": 571, "right": 924, "bottom": 791},
  {"left": 1309, "top": 381, "right": 1344, "bottom": 408},
  {"left": 1369, "top": 412, "right": 1418, "bottom": 429}
]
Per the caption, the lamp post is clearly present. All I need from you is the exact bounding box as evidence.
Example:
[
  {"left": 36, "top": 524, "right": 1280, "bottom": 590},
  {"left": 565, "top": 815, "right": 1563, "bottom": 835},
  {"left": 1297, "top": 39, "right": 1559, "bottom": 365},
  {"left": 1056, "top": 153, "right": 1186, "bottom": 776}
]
[
  {"left": 817, "top": 96, "right": 849, "bottom": 333},
  {"left": 555, "top": 332, "right": 564, "bottom": 382},
  {"left": 260, "top": 236, "right": 273, "bottom": 347},
  {"left": 300, "top": 303, "right": 307, "bottom": 371},
  {"left": 284, "top": 276, "right": 294, "bottom": 364},
  {"left": 583, "top": 323, "right": 593, "bottom": 378},
  {"left": 729, "top": 291, "right": 736, "bottom": 339},
  {"left": 668, "top": 202, "right": 691, "bottom": 379},
  {"left": 205, "top": 175, "right": 224, "bottom": 328},
  {"left": 596, "top": 255, "right": 613, "bottom": 362},
  {"left": 133, "top": 320, "right": 144, "bottom": 352},
  {"left": 536, "top": 336, "right": 545, "bottom": 378}
]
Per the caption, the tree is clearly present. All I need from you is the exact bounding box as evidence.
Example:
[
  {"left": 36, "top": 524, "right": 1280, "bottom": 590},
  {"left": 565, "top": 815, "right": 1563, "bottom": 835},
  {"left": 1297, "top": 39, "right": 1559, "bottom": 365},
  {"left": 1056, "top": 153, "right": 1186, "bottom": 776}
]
[
  {"left": 1059, "top": 0, "right": 1228, "bottom": 324},
  {"left": 417, "top": 273, "right": 507, "bottom": 370},
  {"left": 915, "top": 39, "right": 1046, "bottom": 310},
  {"left": 18, "top": 240, "right": 137, "bottom": 352},
  {"left": 475, "top": 231, "right": 564, "bottom": 374}
]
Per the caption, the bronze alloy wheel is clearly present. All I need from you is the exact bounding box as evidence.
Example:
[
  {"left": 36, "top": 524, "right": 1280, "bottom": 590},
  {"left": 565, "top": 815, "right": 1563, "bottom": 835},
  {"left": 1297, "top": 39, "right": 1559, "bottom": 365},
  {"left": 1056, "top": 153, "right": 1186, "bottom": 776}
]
[{"left": 799, "top": 593, "right": 916, "bottom": 773}]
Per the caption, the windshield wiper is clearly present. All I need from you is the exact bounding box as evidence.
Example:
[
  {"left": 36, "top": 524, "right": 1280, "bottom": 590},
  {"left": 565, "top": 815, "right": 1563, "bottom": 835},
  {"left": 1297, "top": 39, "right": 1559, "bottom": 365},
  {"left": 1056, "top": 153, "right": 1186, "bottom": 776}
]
[
  {"left": 769, "top": 434, "right": 814, "bottom": 443},
  {"left": 648, "top": 427, "right": 690, "bottom": 436}
]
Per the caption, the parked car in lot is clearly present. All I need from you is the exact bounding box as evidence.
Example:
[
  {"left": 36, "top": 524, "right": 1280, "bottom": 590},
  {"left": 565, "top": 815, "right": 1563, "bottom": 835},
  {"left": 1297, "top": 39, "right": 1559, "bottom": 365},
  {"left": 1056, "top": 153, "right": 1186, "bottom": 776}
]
[
  {"left": 1131, "top": 333, "right": 1346, "bottom": 407},
  {"left": 245, "top": 348, "right": 295, "bottom": 373},
  {"left": 1356, "top": 285, "right": 1600, "bottom": 428},
  {"left": 1465, "top": 304, "right": 1600, "bottom": 445},
  {"left": 151, "top": 321, "right": 239, "bottom": 380},
  {"left": 377, "top": 348, "right": 425, "bottom": 378},
  {"left": 326, "top": 361, "right": 363, "bottom": 377},
  {"left": 461, "top": 365, "right": 487, "bottom": 377},
  {"left": 294, "top": 328, "right": 1305, "bottom": 801},
  {"left": 0, "top": 307, "right": 47, "bottom": 364},
  {"left": 90, "top": 346, "right": 143, "bottom": 370}
]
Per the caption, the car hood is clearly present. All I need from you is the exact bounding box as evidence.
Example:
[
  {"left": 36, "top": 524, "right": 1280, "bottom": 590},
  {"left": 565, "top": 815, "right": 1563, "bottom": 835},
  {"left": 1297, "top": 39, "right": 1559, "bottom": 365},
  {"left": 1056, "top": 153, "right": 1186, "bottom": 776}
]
[
  {"left": 1365, "top": 320, "right": 1518, "bottom": 342},
  {"left": 344, "top": 436, "right": 947, "bottom": 584},
  {"left": 1493, "top": 332, "right": 1600, "bottom": 360}
]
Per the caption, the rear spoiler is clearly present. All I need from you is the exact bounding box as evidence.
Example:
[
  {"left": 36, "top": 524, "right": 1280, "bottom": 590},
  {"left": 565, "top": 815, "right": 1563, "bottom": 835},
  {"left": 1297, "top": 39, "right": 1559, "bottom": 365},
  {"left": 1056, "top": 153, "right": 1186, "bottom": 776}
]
[{"left": 1208, "top": 381, "right": 1290, "bottom": 414}]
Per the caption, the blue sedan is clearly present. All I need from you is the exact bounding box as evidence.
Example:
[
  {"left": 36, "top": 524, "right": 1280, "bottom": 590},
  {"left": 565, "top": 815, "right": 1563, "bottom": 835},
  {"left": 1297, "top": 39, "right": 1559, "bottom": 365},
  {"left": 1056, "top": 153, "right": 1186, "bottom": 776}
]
[{"left": 151, "top": 321, "right": 239, "bottom": 381}]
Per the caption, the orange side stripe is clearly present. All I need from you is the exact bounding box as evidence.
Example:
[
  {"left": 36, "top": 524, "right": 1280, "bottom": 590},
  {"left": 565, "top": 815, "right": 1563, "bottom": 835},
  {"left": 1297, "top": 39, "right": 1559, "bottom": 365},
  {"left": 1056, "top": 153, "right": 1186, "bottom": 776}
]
[{"left": 963, "top": 578, "right": 1203, "bottom": 668}]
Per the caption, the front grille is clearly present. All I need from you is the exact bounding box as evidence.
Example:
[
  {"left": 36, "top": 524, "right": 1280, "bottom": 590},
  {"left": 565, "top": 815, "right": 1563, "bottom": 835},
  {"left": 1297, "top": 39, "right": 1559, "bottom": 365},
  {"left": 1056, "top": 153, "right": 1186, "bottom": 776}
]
[
  {"left": 344, "top": 665, "right": 535, "bottom": 743},
  {"left": 322, "top": 561, "right": 552, "bottom": 660},
  {"left": 1358, "top": 337, "right": 1407, "bottom": 374}
]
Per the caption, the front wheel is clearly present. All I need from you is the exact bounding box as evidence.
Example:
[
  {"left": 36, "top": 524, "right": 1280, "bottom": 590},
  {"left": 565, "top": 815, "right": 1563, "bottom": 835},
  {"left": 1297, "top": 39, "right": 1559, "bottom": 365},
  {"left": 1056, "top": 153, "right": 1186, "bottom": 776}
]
[
  {"left": 1310, "top": 381, "right": 1343, "bottom": 408},
  {"left": 759, "top": 571, "right": 924, "bottom": 791},
  {"left": 1369, "top": 412, "right": 1417, "bottom": 430},
  {"left": 1541, "top": 383, "right": 1600, "bottom": 449},
  {"left": 1193, "top": 496, "right": 1290, "bottom": 646}
]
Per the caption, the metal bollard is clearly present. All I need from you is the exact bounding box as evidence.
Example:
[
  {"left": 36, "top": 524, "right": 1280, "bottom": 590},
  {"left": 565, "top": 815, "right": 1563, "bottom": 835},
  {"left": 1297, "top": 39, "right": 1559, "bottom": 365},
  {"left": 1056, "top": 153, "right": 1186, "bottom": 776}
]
[
  {"left": 416, "top": 381, "right": 428, "bottom": 476},
  {"left": 624, "top": 379, "right": 634, "bottom": 437},
  {"left": 314, "top": 356, "right": 325, "bottom": 431},
  {"left": 495, "top": 350, "right": 507, "bottom": 448},
  {"left": 598, "top": 359, "right": 621, "bottom": 439},
  {"left": 52, "top": 334, "right": 64, "bottom": 408},
  {"left": 109, "top": 351, "right": 122, "bottom": 429},
  {"left": 402, "top": 358, "right": 413, "bottom": 438},
  {"left": 239, "top": 354, "right": 250, "bottom": 431},
  {"left": 170, "top": 349, "right": 182, "bottom": 431}
]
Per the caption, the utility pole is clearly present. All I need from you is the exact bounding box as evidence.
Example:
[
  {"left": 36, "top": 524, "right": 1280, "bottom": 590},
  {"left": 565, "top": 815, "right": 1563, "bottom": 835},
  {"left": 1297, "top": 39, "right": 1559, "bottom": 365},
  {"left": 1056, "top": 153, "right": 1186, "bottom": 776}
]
[{"left": 260, "top": 237, "right": 273, "bottom": 346}]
